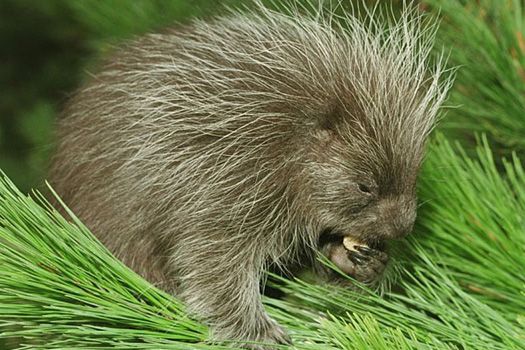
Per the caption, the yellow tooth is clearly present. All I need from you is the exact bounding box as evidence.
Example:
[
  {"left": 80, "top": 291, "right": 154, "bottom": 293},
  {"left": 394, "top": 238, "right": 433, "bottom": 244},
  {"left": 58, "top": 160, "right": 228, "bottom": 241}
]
[{"left": 343, "top": 236, "right": 358, "bottom": 251}]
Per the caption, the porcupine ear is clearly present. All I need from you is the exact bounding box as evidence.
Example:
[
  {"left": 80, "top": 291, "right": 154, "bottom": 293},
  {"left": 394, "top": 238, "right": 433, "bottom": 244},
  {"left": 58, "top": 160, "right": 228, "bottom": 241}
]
[
  {"left": 314, "top": 102, "right": 366, "bottom": 139},
  {"left": 308, "top": 104, "right": 344, "bottom": 144},
  {"left": 317, "top": 107, "right": 340, "bottom": 132}
]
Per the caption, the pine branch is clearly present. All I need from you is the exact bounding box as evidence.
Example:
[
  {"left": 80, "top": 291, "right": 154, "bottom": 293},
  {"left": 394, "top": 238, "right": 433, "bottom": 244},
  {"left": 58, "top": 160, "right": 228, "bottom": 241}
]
[{"left": 426, "top": 0, "right": 525, "bottom": 155}]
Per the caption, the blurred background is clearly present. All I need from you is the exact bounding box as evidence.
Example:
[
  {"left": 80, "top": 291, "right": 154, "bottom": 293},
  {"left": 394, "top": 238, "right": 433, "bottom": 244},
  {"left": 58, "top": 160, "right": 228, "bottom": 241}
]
[
  {"left": 1, "top": 0, "right": 524, "bottom": 192},
  {"left": 0, "top": 0, "right": 244, "bottom": 191}
]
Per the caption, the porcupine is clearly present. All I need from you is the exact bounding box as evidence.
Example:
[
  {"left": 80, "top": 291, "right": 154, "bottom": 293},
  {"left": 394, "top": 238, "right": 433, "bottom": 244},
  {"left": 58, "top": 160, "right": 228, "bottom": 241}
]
[{"left": 49, "top": 2, "right": 452, "bottom": 348}]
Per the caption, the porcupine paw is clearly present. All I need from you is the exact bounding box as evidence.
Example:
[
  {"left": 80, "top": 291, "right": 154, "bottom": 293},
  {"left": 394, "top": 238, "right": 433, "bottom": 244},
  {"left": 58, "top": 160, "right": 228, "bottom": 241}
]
[
  {"left": 247, "top": 317, "right": 292, "bottom": 349},
  {"left": 346, "top": 243, "right": 389, "bottom": 285},
  {"left": 328, "top": 237, "right": 389, "bottom": 285}
]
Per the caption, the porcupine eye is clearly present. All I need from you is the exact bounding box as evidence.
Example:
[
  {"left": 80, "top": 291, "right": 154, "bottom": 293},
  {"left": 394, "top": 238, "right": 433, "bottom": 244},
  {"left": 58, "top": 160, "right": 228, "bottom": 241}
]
[
  {"left": 347, "top": 183, "right": 374, "bottom": 214},
  {"left": 357, "top": 183, "right": 371, "bottom": 194}
]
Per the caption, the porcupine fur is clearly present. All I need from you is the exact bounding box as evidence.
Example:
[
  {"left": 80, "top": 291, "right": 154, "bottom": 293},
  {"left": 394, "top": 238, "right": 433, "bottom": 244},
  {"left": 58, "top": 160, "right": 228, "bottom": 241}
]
[{"left": 49, "top": 1, "right": 452, "bottom": 348}]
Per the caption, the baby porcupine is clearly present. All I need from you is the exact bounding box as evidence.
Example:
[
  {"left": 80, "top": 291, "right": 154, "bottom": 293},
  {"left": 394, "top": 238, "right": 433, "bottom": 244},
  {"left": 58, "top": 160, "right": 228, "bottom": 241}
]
[{"left": 49, "top": 2, "right": 451, "bottom": 348}]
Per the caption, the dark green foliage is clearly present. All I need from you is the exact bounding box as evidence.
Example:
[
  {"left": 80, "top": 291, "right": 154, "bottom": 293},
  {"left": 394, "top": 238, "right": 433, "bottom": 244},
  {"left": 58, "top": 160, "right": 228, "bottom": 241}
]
[{"left": 0, "top": 0, "right": 87, "bottom": 191}]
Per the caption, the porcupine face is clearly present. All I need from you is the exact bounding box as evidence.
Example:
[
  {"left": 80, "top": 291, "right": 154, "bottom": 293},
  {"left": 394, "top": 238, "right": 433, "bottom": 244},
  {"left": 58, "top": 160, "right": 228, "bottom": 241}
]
[
  {"left": 306, "top": 110, "right": 420, "bottom": 251},
  {"left": 293, "top": 31, "right": 450, "bottom": 274}
]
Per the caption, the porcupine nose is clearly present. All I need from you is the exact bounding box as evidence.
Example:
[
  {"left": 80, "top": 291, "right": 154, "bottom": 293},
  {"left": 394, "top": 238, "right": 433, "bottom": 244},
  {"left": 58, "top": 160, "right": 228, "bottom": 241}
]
[
  {"left": 379, "top": 196, "right": 417, "bottom": 239},
  {"left": 392, "top": 216, "right": 415, "bottom": 239}
]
